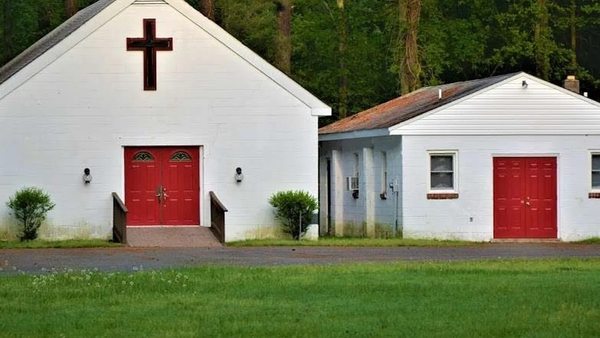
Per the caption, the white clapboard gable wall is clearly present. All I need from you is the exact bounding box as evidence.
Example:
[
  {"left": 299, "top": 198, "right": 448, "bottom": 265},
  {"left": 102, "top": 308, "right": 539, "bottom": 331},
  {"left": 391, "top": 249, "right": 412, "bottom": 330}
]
[
  {"left": 391, "top": 73, "right": 600, "bottom": 135},
  {"left": 0, "top": 0, "right": 330, "bottom": 240}
]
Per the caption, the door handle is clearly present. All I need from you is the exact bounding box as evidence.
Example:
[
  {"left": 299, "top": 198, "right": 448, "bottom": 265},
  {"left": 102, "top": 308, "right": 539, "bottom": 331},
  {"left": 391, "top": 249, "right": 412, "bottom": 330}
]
[{"left": 156, "top": 186, "right": 163, "bottom": 203}]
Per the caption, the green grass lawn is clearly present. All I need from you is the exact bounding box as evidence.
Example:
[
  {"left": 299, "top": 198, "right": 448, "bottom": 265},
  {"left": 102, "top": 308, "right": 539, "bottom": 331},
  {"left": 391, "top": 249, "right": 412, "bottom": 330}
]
[
  {"left": 228, "top": 237, "right": 476, "bottom": 247},
  {"left": 0, "top": 239, "right": 121, "bottom": 249},
  {"left": 1, "top": 259, "right": 599, "bottom": 337}
]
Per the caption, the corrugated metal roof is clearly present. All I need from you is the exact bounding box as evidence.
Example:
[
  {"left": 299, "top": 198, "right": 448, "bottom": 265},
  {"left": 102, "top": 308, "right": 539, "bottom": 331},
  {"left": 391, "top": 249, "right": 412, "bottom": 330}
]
[
  {"left": 319, "top": 73, "right": 517, "bottom": 135},
  {"left": 0, "top": 0, "right": 116, "bottom": 86}
]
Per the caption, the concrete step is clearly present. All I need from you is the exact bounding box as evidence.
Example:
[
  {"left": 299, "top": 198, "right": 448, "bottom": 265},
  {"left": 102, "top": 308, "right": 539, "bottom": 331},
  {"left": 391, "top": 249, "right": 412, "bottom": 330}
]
[
  {"left": 126, "top": 226, "right": 222, "bottom": 248},
  {"left": 492, "top": 238, "right": 561, "bottom": 243}
]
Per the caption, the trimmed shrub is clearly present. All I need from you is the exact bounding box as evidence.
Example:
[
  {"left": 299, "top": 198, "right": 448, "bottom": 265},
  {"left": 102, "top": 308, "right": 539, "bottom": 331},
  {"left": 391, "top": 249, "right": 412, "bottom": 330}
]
[
  {"left": 6, "top": 187, "right": 55, "bottom": 241},
  {"left": 269, "top": 190, "right": 317, "bottom": 240}
]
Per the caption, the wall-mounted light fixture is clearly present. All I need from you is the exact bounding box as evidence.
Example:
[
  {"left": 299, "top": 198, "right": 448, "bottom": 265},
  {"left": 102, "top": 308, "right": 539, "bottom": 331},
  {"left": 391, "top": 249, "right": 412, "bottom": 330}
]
[
  {"left": 235, "top": 167, "right": 244, "bottom": 183},
  {"left": 522, "top": 80, "right": 528, "bottom": 88},
  {"left": 83, "top": 168, "right": 92, "bottom": 184}
]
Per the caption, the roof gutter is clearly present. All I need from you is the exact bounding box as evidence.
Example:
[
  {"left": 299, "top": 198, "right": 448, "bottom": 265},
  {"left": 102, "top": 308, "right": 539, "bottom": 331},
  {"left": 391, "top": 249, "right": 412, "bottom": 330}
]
[{"left": 318, "top": 128, "right": 390, "bottom": 141}]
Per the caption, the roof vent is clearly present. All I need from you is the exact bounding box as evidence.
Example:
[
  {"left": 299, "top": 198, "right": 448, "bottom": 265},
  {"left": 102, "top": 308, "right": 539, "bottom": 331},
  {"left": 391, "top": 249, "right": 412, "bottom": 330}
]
[
  {"left": 438, "top": 89, "right": 442, "bottom": 100},
  {"left": 564, "top": 75, "right": 580, "bottom": 94}
]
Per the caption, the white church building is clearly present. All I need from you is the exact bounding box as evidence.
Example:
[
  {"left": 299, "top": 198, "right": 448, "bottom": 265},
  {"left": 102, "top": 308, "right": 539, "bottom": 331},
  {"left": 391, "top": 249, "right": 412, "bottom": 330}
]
[
  {"left": 319, "top": 72, "right": 600, "bottom": 241},
  {"left": 0, "top": 0, "right": 330, "bottom": 242}
]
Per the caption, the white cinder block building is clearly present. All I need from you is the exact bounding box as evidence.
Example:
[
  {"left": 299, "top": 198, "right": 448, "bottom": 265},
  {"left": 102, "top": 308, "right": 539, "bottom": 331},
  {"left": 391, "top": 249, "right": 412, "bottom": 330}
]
[
  {"left": 0, "top": 0, "right": 330, "bottom": 242},
  {"left": 319, "top": 72, "right": 600, "bottom": 241}
]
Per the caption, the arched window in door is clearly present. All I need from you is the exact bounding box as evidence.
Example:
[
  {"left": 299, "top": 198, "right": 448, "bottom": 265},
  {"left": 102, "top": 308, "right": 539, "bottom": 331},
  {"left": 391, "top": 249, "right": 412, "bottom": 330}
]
[
  {"left": 170, "top": 151, "right": 192, "bottom": 162},
  {"left": 133, "top": 151, "right": 154, "bottom": 162}
]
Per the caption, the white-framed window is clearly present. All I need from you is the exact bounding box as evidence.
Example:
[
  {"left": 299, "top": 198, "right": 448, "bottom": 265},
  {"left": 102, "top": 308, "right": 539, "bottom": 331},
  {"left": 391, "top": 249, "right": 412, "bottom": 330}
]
[
  {"left": 592, "top": 153, "right": 600, "bottom": 190},
  {"left": 428, "top": 151, "right": 458, "bottom": 192}
]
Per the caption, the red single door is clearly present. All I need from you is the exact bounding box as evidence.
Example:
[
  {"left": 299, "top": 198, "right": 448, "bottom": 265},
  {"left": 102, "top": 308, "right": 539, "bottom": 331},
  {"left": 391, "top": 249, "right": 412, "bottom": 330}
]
[
  {"left": 162, "top": 148, "right": 200, "bottom": 225},
  {"left": 125, "top": 147, "right": 200, "bottom": 226},
  {"left": 524, "top": 158, "right": 557, "bottom": 238},
  {"left": 125, "top": 148, "right": 161, "bottom": 225},
  {"left": 494, "top": 157, "right": 557, "bottom": 238},
  {"left": 493, "top": 158, "right": 527, "bottom": 237}
]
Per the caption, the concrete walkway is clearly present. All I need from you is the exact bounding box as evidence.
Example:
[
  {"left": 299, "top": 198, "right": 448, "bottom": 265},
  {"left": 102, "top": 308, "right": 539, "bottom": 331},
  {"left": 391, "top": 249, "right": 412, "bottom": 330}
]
[
  {"left": 1, "top": 243, "right": 599, "bottom": 275},
  {"left": 126, "top": 226, "right": 222, "bottom": 248}
]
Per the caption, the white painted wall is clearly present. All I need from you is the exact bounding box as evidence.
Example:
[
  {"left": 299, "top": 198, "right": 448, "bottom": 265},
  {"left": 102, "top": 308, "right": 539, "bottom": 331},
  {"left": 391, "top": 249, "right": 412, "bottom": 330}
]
[
  {"left": 0, "top": 2, "right": 323, "bottom": 241},
  {"left": 403, "top": 135, "right": 600, "bottom": 241},
  {"left": 319, "top": 136, "right": 402, "bottom": 237}
]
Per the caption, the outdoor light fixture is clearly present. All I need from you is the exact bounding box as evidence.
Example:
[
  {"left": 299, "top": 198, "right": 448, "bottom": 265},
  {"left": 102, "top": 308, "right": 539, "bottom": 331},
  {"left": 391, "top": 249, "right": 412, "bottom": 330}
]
[
  {"left": 83, "top": 168, "right": 92, "bottom": 184},
  {"left": 522, "top": 80, "right": 528, "bottom": 88},
  {"left": 235, "top": 167, "right": 244, "bottom": 183}
]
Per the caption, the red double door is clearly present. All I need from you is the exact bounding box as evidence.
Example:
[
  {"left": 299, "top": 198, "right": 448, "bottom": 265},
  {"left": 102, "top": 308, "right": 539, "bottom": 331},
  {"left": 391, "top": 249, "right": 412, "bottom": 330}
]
[
  {"left": 125, "top": 147, "right": 200, "bottom": 226},
  {"left": 493, "top": 157, "right": 557, "bottom": 238}
]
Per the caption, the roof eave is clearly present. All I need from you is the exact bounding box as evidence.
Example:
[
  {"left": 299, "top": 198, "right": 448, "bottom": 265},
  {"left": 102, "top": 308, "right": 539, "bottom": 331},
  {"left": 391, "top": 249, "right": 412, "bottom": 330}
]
[
  {"left": 0, "top": 0, "right": 118, "bottom": 87},
  {"left": 319, "top": 128, "right": 390, "bottom": 141},
  {"left": 166, "top": 0, "right": 331, "bottom": 116}
]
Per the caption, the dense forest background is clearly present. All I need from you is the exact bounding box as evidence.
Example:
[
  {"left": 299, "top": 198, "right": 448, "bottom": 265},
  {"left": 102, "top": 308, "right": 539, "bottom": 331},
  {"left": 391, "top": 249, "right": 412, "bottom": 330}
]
[{"left": 1, "top": 0, "right": 599, "bottom": 123}]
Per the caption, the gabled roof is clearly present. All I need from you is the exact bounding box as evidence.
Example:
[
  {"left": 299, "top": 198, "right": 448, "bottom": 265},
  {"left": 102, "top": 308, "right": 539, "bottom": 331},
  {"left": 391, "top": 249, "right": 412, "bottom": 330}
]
[
  {"left": 0, "top": 0, "right": 330, "bottom": 116},
  {"left": 319, "top": 73, "right": 517, "bottom": 135}
]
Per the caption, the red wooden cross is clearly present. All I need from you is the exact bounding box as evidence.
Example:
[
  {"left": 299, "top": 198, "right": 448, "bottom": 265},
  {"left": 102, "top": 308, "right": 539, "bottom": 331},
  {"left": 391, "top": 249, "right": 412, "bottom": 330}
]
[{"left": 126, "top": 19, "right": 173, "bottom": 91}]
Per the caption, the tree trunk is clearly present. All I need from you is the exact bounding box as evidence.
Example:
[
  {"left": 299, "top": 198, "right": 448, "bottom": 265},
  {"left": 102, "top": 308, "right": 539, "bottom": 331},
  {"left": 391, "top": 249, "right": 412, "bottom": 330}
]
[
  {"left": 534, "top": 0, "right": 550, "bottom": 80},
  {"left": 199, "top": 0, "right": 215, "bottom": 21},
  {"left": 274, "top": 0, "right": 293, "bottom": 76},
  {"left": 65, "top": 0, "right": 77, "bottom": 18},
  {"left": 399, "top": 0, "right": 422, "bottom": 95},
  {"left": 337, "top": 0, "right": 348, "bottom": 119},
  {"left": 569, "top": 0, "right": 577, "bottom": 71}
]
